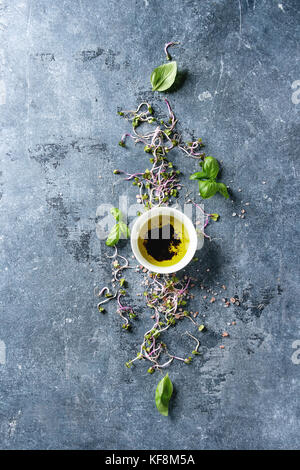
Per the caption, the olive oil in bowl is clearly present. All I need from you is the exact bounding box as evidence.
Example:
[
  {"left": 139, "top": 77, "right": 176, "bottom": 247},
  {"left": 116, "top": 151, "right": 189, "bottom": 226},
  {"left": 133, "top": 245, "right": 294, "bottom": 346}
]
[
  {"left": 137, "top": 214, "right": 190, "bottom": 268},
  {"left": 131, "top": 207, "right": 198, "bottom": 274}
]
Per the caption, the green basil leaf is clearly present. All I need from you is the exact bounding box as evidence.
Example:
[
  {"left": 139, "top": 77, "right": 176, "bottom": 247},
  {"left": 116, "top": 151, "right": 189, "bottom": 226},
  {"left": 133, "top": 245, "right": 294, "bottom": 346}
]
[
  {"left": 202, "top": 156, "right": 219, "bottom": 179},
  {"left": 190, "top": 156, "right": 219, "bottom": 181},
  {"left": 111, "top": 207, "right": 122, "bottom": 221},
  {"left": 151, "top": 61, "right": 177, "bottom": 92},
  {"left": 217, "top": 182, "right": 229, "bottom": 199},
  {"left": 155, "top": 397, "right": 169, "bottom": 416},
  {"left": 119, "top": 221, "right": 130, "bottom": 239},
  {"left": 155, "top": 373, "right": 173, "bottom": 416},
  {"left": 189, "top": 172, "right": 209, "bottom": 181},
  {"left": 105, "top": 223, "right": 120, "bottom": 246},
  {"left": 190, "top": 157, "right": 229, "bottom": 200},
  {"left": 198, "top": 180, "right": 218, "bottom": 199}
]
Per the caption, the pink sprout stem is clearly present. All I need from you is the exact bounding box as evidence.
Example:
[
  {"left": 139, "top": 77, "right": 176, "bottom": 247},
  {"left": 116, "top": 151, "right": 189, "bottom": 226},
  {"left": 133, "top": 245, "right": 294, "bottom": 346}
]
[{"left": 164, "top": 41, "right": 179, "bottom": 60}]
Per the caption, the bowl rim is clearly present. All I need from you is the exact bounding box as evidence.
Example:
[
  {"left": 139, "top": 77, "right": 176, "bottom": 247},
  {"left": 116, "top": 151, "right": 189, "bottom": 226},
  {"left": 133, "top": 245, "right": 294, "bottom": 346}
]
[{"left": 130, "top": 206, "right": 198, "bottom": 274}]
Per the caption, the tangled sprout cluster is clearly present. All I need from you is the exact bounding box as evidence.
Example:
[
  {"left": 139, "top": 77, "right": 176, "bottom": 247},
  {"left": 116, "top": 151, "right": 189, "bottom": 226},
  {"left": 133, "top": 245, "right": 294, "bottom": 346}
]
[
  {"left": 95, "top": 247, "right": 137, "bottom": 330},
  {"left": 125, "top": 273, "right": 205, "bottom": 372},
  {"left": 95, "top": 98, "right": 219, "bottom": 373},
  {"left": 115, "top": 99, "right": 205, "bottom": 209}
]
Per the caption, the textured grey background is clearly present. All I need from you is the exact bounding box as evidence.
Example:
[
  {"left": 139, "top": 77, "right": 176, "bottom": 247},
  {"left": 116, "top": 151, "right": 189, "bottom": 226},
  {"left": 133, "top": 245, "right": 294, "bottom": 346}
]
[{"left": 0, "top": 0, "right": 299, "bottom": 450}]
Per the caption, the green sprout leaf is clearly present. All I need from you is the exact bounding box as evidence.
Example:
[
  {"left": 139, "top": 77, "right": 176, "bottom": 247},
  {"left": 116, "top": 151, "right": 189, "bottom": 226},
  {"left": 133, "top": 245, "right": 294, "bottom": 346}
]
[
  {"left": 155, "top": 373, "right": 173, "bottom": 416},
  {"left": 151, "top": 61, "right": 177, "bottom": 92},
  {"left": 210, "top": 213, "right": 220, "bottom": 221}
]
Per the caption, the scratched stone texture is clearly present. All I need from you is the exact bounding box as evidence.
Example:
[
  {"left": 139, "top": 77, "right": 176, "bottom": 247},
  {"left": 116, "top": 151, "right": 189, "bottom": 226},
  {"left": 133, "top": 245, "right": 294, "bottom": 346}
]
[{"left": 0, "top": 0, "right": 299, "bottom": 450}]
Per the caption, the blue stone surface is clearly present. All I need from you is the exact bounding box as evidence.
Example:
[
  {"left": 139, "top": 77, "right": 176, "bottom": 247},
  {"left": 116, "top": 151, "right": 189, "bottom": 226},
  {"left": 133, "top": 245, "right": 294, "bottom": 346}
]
[{"left": 0, "top": 0, "right": 299, "bottom": 450}]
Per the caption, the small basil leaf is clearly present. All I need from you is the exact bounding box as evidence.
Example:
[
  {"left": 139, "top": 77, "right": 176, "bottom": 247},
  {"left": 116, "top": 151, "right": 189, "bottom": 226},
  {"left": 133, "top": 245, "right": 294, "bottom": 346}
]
[
  {"left": 111, "top": 207, "right": 122, "bottom": 222},
  {"left": 198, "top": 180, "right": 218, "bottom": 199},
  {"left": 190, "top": 156, "right": 219, "bottom": 180},
  {"left": 217, "top": 182, "right": 229, "bottom": 199},
  {"left": 155, "top": 397, "right": 169, "bottom": 416},
  {"left": 151, "top": 61, "right": 177, "bottom": 92},
  {"left": 119, "top": 221, "right": 130, "bottom": 239},
  {"left": 105, "top": 223, "right": 120, "bottom": 246},
  {"left": 190, "top": 172, "right": 207, "bottom": 181},
  {"left": 155, "top": 373, "right": 173, "bottom": 416},
  {"left": 202, "top": 156, "right": 219, "bottom": 179}
]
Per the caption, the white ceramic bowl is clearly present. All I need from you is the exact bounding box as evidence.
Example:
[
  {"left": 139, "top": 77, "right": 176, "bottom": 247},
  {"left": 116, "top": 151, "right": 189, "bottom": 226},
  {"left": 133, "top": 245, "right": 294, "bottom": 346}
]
[{"left": 130, "top": 206, "right": 198, "bottom": 274}]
